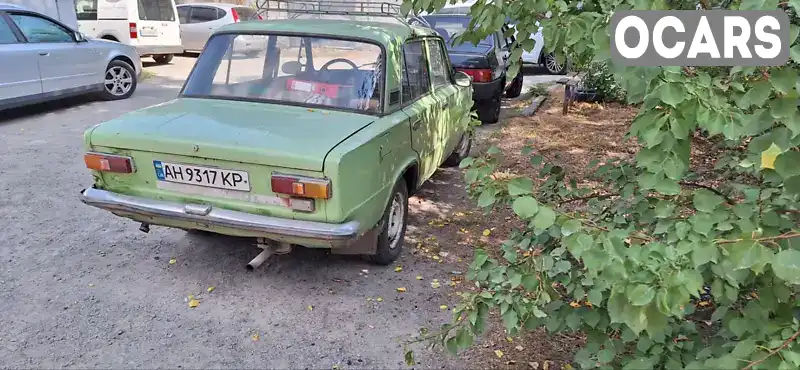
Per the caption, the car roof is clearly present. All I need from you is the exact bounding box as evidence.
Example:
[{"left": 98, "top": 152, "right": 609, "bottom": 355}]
[
  {"left": 0, "top": 2, "right": 30, "bottom": 11},
  {"left": 178, "top": 2, "right": 244, "bottom": 9},
  {"left": 216, "top": 18, "right": 438, "bottom": 46}
]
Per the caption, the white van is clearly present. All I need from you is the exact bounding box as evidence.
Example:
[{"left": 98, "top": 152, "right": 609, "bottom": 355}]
[{"left": 75, "top": 0, "right": 182, "bottom": 64}]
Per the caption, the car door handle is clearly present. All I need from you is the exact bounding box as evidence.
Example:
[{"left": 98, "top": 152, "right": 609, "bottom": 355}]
[
  {"left": 38, "top": 51, "right": 49, "bottom": 56},
  {"left": 410, "top": 117, "right": 422, "bottom": 130}
]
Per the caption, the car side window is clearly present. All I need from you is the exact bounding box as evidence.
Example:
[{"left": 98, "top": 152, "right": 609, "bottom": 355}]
[
  {"left": 8, "top": 13, "right": 74, "bottom": 43},
  {"left": 426, "top": 39, "right": 451, "bottom": 87},
  {"left": 0, "top": 15, "right": 19, "bottom": 44},
  {"left": 190, "top": 6, "right": 220, "bottom": 23},
  {"left": 75, "top": 0, "right": 98, "bottom": 21},
  {"left": 177, "top": 7, "right": 190, "bottom": 24},
  {"left": 402, "top": 40, "right": 431, "bottom": 104}
]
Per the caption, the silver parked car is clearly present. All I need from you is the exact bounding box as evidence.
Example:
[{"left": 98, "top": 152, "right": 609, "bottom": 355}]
[
  {"left": 177, "top": 3, "right": 263, "bottom": 55},
  {"left": 0, "top": 3, "right": 142, "bottom": 111}
]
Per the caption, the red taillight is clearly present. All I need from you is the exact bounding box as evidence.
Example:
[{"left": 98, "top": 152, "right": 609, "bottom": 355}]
[
  {"left": 129, "top": 22, "right": 137, "bottom": 39},
  {"left": 457, "top": 68, "right": 492, "bottom": 83},
  {"left": 257, "top": 14, "right": 263, "bottom": 20},
  {"left": 84, "top": 152, "right": 135, "bottom": 173},
  {"left": 231, "top": 8, "right": 239, "bottom": 22},
  {"left": 271, "top": 173, "right": 331, "bottom": 199}
]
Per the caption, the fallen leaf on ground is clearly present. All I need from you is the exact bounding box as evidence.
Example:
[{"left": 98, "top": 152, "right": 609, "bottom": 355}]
[
  {"left": 416, "top": 276, "right": 423, "bottom": 280},
  {"left": 308, "top": 305, "right": 314, "bottom": 311},
  {"left": 440, "top": 305, "right": 448, "bottom": 310},
  {"left": 569, "top": 301, "right": 581, "bottom": 308},
  {"left": 88, "top": 284, "right": 95, "bottom": 288},
  {"left": 431, "top": 280, "right": 441, "bottom": 289},
  {"left": 396, "top": 287, "right": 407, "bottom": 292},
  {"left": 394, "top": 266, "right": 403, "bottom": 272},
  {"left": 207, "top": 286, "right": 215, "bottom": 293},
  {"left": 376, "top": 297, "right": 384, "bottom": 302},
  {"left": 506, "top": 336, "right": 513, "bottom": 342},
  {"left": 529, "top": 362, "right": 539, "bottom": 369},
  {"left": 494, "top": 350, "right": 504, "bottom": 358},
  {"left": 366, "top": 297, "right": 372, "bottom": 301},
  {"left": 542, "top": 360, "right": 550, "bottom": 370},
  {"left": 455, "top": 212, "right": 465, "bottom": 217},
  {"left": 188, "top": 295, "right": 195, "bottom": 300},
  {"left": 168, "top": 258, "right": 176, "bottom": 265},
  {"left": 483, "top": 229, "right": 491, "bottom": 236},
  {"left": 188, "top": 299, "right": 199, "bottom": 308},
  {"left": 251, "top": 333, "right": 259, "bottom": 341},
  {"left": 515, "top": 345, "right": 524, "bottom": 351},
  {"left": 432, "top": 256, "right": 440, "bottom": 260}
]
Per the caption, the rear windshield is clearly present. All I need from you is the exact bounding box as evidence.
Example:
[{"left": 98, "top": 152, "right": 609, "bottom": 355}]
[
  {"left": 137, "top": 0, "right": 175, "bottom": 21},
  {"left": 182, "top": 34, "right": 383, "bottom": 114},
  {"left": 233, "top": 7, "right": 256, "bottom": 20},
  {"left": 422, "top": 15, "right": 493, "bottom": 53}
]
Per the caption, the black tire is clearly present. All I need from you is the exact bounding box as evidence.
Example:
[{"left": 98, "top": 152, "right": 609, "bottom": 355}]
[
  {"left": 443, "top": 131, "right": 473, "bottom": 167},
  {"left": 476, "top": 97, "right": 501, "bottom": 124},
  {"left": 99, "top": 60, "right": 137, "bottom": 101},
  {"left": 153, "top": 54, "right": 174, "bottom": 64},
  {"left": 369, "top": 180, "right": 409, "bottom": 265},
  {"left": 505, "top": 74, "right": 524, "bottom": 98}
]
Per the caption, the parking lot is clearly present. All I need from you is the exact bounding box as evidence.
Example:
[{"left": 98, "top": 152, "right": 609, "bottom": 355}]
[{"left": 0, "top": 55, "right": 562, "bottom": 368}]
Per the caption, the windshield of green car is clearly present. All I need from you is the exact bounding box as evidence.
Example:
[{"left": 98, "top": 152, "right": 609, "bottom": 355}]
[{"left": 182, "top": 33, "right": 384, "bottom": 114}]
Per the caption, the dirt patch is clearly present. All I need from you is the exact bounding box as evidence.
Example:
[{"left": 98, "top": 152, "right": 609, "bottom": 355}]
[{"left": 403, "top": 90, "right": 643, "bottom": 369}]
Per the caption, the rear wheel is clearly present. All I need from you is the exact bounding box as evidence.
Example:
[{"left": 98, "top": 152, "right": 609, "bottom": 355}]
[
  {"left": 369, "top": 180, "right": 408, "bottom": 265},
  {"left": 153, "top": 54, "right": 174, "bottom": 64},
  {"left": 443, "top": 131, "right": 473, "bottom": 167},
  {"left": 476, "top": 97, "right": 501, "bottom": 124},
  {"left": 506, "top": 73, "right": 524, "bottom": 98},
  {"left": 99, "top": 60, "right": 137, "bottom": 101},
  {"left": 544, "top": 53, "right": 568, "bottom": 75}
]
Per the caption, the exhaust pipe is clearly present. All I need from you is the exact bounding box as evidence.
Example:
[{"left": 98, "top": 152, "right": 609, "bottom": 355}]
[{"left": 246, "top": 249, "right": 273, "bottom": 271}]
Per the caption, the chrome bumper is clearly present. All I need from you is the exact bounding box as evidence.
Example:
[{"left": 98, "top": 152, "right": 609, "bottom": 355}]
[{"left": 79, "top": 188, "right": 360, "bottom": 247}]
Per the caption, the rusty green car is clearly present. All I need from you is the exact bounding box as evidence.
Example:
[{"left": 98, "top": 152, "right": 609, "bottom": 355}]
[{"left": 79, "top": 10, "right": 474, "bottom": 266}]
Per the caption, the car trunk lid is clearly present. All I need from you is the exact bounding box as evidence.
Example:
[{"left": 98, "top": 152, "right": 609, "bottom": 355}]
[{"left": 87, "top": 98, "right": 375, "bottom": 172}]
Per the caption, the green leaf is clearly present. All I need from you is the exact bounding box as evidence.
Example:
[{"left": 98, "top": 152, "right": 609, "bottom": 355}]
[
  {"left": 458, "top": 157, "right": 475, "bottom": 169},
  {"left": 771, "top": 68, "right": 797, "bottom": 95},
  {"left": 737, "top": 81, "right": 773, "bottom": 109},
  {"left": 739, "top": 0, "right": 767, "bottom": 10},
  {"left": 532, "top": 206, "right": 556, "bottom": 230},
  {"left": 474, "top": 249, "right": 489, "bottom": 267},
  {"left": 791, "top": 44, "right": 800, "bottom": 63},
  {"left": 561, "top": 220, "right": 582, "bottom": 236},
  {"left": 772, "top": 250, "right": 800, "bottom": 285},
  {"left": 693, "top": 189, "right": 725, "bottom": 213},
  {"left": 445, "top": 337, "right": 458, "bottom": 355},
  {"left": 404, "top": 350, "right": 415, "bottom": 366},
  {"left": 731, "top": 338, "right": 756, "bottom": 358},
  {"left": 655, "top": 177, "right": 681, "bottom": 195},
  {"left": 502, "top": 309, "right": 518, "bottom": 331},
  {"left": 512, "top": 196, "right": 539, "bottom": 219},
  {"left": 507, "top": 177, "right": 533, "bottom": 196},
  {"left": 692, "top": 243, "right": 719, "bottom": 267},
  {"left": 629, "top": 285, "right": 656, "bottom": 306},
  {"left": 656, "top": 82, "right": 686, "bottom": 107},
  {"left": 597, "top": 349, "right": 615, "bottom": 364},
  {"left": 477, "top": 190, "right": 497, "bottom": 208},
  {"left": 553, "top": 260, "right": 572, "bottom": 274},
  {"left": 775, "top": 151, "right": 800, "bottom": 178},
  {"left": 522, "top": 274, "right": 539, "bottom": 291},
  {"left": 588, "top": 289, "right": 603, "bottom": 307}
]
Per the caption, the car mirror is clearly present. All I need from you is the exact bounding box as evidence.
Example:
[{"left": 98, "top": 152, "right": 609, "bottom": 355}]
[
  {"left": 74, "top": 31, "right": 87, "bottom": 42},
  {"left": 454, "top": 71, "right": 471, "bottom": 87},
  {"left": 281, "top": 60, "right": 302, "bottom": 75}
]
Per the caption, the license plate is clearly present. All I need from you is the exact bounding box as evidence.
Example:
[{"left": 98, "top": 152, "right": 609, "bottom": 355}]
[
  {"left": 153, "top": 161, "right": 250, "bottom": 192},
  {"left": 140, "top": 27, "right": 159, "bottom": 37}
]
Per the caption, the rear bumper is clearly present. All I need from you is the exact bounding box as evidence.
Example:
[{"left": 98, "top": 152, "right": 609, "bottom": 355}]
[
  {"left": 472, "top": 78, "right": 503, "bottom": 101},
  {"left": 79, "top": 187, "right": 361, "bottom": 248},
  {"left": 136, "top": 45, "right": 184, "bottom": 56}
]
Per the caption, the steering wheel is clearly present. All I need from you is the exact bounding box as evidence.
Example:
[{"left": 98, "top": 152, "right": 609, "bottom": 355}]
[{"left": 319, "top": 58, "right": 359, "bottom": 71}]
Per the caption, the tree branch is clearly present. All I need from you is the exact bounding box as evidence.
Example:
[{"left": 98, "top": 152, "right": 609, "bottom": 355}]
[
  {"left": 717, "top": 232, "right": 800, "bottom": 245},
  {"left": 741, "top": 327, "right": 800, "bottom": 370},
  {"left": 680, "top": 181, "right": 735, "bottom": 205}
]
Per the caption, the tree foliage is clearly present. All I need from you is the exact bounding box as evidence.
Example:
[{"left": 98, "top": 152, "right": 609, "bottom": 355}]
[{"left": 401, "top": 0, "right": 800, "bottom": 369}]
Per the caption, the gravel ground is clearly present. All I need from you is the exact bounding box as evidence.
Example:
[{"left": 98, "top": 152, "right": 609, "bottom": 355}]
[{"left": 0, "top": 59, "right": 562, "bottom": 368}]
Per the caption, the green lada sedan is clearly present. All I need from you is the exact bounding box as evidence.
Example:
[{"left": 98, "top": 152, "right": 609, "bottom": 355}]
[{"left": 79, "top": 17, "right": 474, "bottom": 266}]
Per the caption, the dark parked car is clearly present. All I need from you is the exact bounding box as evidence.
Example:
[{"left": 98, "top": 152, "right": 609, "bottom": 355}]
[{"left": 420, "top": 13, "right": 523, "bottom": 124}]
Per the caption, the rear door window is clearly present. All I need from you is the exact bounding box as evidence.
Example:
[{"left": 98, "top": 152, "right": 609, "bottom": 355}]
[
  {"left": 401, "top": 40, "right": 431, "bottom": 103},
  {"left": 0, "top": 14, "right": 19, "bottom": 44},
  {"left": 426, "top": 39, "right": 451, "bottom": 87},
  {"left": 189, "top": 6, "right": 220, "bottom": 23},
  {"left": 137, "top": 0, "right": 176, "bottom": 21},
  {"left": 177, "top": 6, "right": 189, "bottom": 23},
  {"left": 75, "top": 0, "right": 98, "bottom": 21}
]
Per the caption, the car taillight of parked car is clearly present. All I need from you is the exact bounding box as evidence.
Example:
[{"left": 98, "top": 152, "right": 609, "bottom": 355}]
[
  {"left": 271, "top": 174, "right": 331, "bottom": 200},
  {"left": 84, "top": 152, "right": 135, "bottom": 174},
  {"left": 129, "top": 22, "right": 137, "bottom": 39},
  {"left": 456, "top": 68, "right": 492, "bottom": 83},
  {"left": 231, "top": 8, "right": 240, "bottom": 22}
]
